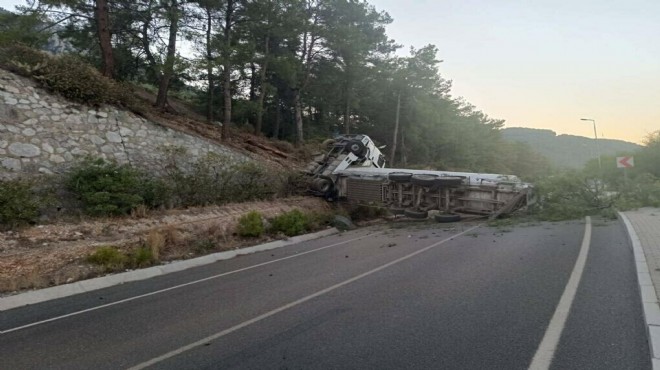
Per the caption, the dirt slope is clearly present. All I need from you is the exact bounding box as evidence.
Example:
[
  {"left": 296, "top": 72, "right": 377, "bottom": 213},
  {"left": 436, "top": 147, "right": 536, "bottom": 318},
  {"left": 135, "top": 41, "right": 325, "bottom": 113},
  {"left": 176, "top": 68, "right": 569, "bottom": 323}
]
[
  {"left": 0, "top": 196, "right": 332, "bottom": 294},
  {"left": 132, "top": 87, "right": 302, "bottom": 170}
]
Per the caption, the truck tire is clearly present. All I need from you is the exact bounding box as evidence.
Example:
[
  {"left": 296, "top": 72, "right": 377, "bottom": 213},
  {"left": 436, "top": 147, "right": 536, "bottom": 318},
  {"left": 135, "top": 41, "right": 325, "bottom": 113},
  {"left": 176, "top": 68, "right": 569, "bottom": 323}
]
[
  {"left": 434, "top": 213, "right": 461, "bottom": 223},
  {"left": 388, "top": 172, "right": 413, "bottom": 183},
  {"left": 411, "top": 174, "right": 438, "bottom": 187},
  {"left": 347, "top": 140, "right": 366, "bottom": 156},
  {"left": 404, "top": 208, "right": 428, "bottom": 219},
  {"left": 312, "top": 177, "right": 332, "bottom": 194},
  {"left": 435, "top": 176, "right": 464, "bottom": 187}
]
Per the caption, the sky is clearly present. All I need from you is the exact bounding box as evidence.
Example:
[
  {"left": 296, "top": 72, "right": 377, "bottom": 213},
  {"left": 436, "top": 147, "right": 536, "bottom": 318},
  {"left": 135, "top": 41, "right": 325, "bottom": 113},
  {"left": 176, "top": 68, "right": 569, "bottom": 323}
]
[
  {"left": 1, "top": 0, "right": 658, "bottom": 144},
  {"left": 368, "top": 0, "right": 660, "bottom": 144}
]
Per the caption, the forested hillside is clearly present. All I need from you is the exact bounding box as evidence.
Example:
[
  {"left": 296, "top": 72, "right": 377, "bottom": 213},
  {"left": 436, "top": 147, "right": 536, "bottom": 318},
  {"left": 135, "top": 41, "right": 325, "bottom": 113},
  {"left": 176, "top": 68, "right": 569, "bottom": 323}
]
[
  {"left": 502, "top": 127, "right": 641, "bottom": 169},
  {"left": 1, "top": 0, "right": 550, "bottom": 178}
]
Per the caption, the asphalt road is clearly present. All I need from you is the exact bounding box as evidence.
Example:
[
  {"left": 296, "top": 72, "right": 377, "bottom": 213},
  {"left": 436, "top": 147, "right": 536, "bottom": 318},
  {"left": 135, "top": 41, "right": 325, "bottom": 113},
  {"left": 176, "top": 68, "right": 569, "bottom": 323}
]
[{"left": 0, "top": 218, "right": 650, "bottom": 369}]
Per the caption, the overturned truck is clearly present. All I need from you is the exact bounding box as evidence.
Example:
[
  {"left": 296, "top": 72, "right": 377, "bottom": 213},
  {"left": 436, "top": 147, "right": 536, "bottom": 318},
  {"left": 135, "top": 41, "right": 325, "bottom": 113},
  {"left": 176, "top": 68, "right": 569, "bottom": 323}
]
[{"left": 305, "top": 134, "right": 531, "bottom": 220}]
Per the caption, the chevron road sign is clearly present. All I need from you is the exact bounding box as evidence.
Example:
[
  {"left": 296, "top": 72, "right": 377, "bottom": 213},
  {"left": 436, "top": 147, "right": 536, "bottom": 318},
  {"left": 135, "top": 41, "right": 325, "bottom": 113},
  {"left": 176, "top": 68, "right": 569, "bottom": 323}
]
[{"left": 617, "top": 156, "right": 634, "bottom": 168}]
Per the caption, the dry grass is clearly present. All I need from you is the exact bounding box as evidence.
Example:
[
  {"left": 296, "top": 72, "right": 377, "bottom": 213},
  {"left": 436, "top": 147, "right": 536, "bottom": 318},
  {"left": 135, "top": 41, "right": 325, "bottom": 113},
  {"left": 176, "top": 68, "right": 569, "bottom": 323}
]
[
  {"left": 131, "top": 204, "right": 149, "bottom": 219},
  {"left": 205, "top": 222, "right": 230, "bottom": 243},
  {"left": 162, "top": 225, "right": 181, "bottom": 249},
  {"left": 1, "top": 266, "right": 48, "bottom": 292},
  {"left": 146, "top": 230, "right": 165, "bottom": 261}
]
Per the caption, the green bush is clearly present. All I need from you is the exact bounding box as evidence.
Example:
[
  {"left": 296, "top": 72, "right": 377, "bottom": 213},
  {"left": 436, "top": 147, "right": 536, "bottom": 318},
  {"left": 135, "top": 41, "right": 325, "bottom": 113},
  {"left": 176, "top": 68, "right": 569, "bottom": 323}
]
[
  {"left": 269, "top": 209, "right": 310, "bottom": 237},
  {"left": 87, "top": 245, "right": 156, "bottom": 271},
  {"left": 237, "top": 211, "right": 264, "bottom": 237},
  {"left": 194, "top": 239, "right": 216, "bottom": 253},
  {"left": 66, "top": 158, "right": 147, "bottom": 216},
  {"left": 227, "top": 162, "right": 275, "bottom": 202},
  {"left": 276, "top": 170, "right": 309, "bottom": 197},
  {"left": 138, "top": 176, "right": 170, "bottom": 210},
  {"left": 307, "top": 211, "right": 335, "bottom": 230},
  {"left": 160, "top": 150, "right": 277, "bottom": 207},
  {"left": 128, "top": 247, "right": 156, "bottom": 268},
  {"left": 0, "top": 178, "right": 42, "bottom": 229},
  {"left": 613, "top": 174, "right": 660, "bottom": 210},
  {"left": 87, "top": 246, "right": 126, "bottom": 271}
]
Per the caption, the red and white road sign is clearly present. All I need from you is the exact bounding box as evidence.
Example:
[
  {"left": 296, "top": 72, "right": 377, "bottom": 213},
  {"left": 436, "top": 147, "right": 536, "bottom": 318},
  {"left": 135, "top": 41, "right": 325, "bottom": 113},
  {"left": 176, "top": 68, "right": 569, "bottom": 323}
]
[{"left": 617, "top": 156, "right": 634, "bottom": 168}]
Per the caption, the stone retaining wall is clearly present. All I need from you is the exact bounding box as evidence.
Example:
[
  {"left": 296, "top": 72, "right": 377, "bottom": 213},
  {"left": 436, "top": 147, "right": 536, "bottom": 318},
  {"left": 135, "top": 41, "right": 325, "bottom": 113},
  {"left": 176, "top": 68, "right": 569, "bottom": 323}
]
[{"left": 0, "top": 69, "right": 247, "bottom": 179}]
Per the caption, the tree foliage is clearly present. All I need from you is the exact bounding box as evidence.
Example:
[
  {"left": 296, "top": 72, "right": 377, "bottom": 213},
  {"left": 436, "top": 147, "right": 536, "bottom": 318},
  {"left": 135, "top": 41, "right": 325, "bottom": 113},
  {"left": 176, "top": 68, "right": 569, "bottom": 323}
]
[{"left": 1, "top": 0, "right": 555, "bottom": 178}]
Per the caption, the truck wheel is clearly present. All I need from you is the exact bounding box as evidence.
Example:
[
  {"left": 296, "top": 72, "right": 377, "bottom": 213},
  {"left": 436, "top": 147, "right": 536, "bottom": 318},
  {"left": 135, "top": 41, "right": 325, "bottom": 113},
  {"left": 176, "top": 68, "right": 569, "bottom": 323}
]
[
  {"left": 411, "top": 174, "right": 438, "bottom": 187},
  {"left": 435, "top": 176, "right": 464, "bottom": 187},
  {"left": 434, "top": 213, "right": 461, "bottom": 223},
  {"left": 347, "top": 140, "right": 366, "bottom": 156},
  {"left": 312, "top": 178, "right": 332, "bottom": 194},
  {"left": 388, "top": 172, "right": 413, "bottom": 183},
  {"left": 404, "top": 208, "right": 428, "bottom": 219}
]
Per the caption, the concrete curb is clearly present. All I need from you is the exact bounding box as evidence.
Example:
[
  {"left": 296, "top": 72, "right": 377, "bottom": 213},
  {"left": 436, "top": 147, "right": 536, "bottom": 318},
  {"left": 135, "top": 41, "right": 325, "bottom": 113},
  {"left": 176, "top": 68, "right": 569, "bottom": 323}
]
[
  {"left": 618, "top": 211, "right": 660, "bottom": 370},
  {"left": 0, "top": 228, "right": 340, "bottom": 312}
]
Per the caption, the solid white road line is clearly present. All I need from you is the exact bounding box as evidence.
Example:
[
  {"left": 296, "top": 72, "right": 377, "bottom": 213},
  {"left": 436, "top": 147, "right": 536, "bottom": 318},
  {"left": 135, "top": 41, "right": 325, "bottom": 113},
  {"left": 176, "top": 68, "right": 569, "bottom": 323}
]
[
  {"left": 0, "top": 232, "right": 382, "bottom": 335},
  {"left": 126, "top": 225, "right": 481, "bottom": 370},
  {"left": 528, "top": 216, "right": 592, "bottom": 370}
]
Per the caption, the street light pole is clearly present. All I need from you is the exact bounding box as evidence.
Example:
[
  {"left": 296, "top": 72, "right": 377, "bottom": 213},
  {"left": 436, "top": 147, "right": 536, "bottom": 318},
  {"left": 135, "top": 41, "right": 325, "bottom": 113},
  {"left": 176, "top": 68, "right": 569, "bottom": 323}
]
[{"left": 581, "top": 118, "right": 602, "bottom": 172}]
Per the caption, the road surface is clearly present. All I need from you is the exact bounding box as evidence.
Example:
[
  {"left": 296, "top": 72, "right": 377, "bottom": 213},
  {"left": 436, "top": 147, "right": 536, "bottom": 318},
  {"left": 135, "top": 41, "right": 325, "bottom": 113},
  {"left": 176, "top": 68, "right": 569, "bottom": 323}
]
[{"left": 0, "top": 217, "right": 650, "bottom": 369}]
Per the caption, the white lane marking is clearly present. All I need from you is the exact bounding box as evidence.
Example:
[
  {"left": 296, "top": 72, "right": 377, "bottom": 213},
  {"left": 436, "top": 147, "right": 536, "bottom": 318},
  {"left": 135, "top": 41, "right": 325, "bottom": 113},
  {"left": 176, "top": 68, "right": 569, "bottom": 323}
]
[
  {"left": 529, "top": 216, "right": 592, "bottom": 370},
  {"left": 127, "top": 225, "right": 481, "bottom": 370},
  {"left": 1, "top": 231, "right": 382, "bottom": 335}
]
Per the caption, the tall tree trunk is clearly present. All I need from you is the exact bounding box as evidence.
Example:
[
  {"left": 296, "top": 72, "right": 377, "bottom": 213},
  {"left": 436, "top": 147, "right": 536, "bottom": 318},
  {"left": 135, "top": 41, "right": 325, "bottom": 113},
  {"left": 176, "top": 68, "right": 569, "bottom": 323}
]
[
  {"left": 344, "top": 96, "right": 350, "bottom": 135},
  {"left": 205, "top": 7, "right": 214, "bottom": 123},
  {"left": 401, "top": 130, "right": 407, "bottom": 167},
  {"left": 140, "top": 0, "right": 159, "bottom": 85},
  {"left": 293, "top": 89, "right": 304, "bottom": 146},
  {"left": 156, "top": 0, "right": 178, "bottom": 109},
  {"left": 249, "top": 62, "right": 256, "bottom": 101},
  {"left": 389, "top": 92, "right": 401, "bottom": 165},
  {"left": 95, "top": 0, "right": 113, "bottom": 78},
  {"left": 255, "top": 34, "right": 269, "bottom": 136},
  {"left": 273, "top": 96, "right": 281, "bottom": 139},
  {"left": 343, "top": 67, "right": 352, "bottom": 134},
  {"left": 221, "top": 0, "right": 234, "bottom": 140}
]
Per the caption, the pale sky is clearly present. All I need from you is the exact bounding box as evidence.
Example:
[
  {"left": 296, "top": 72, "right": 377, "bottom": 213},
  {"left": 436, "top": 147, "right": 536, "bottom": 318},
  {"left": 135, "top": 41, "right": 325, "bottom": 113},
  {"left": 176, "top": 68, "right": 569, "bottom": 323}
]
[
  {"left": 369, "top": 0, "right": 660, "bottom": 144},
  {"left": 2, "top": 0, "right": 658, "bottom": 144}
]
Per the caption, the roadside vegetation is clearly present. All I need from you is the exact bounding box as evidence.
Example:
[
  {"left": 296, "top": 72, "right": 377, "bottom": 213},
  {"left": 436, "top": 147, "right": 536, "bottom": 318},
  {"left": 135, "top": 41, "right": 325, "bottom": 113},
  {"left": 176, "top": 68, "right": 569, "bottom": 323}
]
[
  {"left": 0, "top": 177, "right": 49, "bottom": 230},
  {"left": 530, "top": 131, "right": 660, "bottom": 221},
  {"left": 82, "top": 208, "right": 336, "bottom": 275},
  {"left": 57, "top": 152, "right": 296, "bottom": 219}
]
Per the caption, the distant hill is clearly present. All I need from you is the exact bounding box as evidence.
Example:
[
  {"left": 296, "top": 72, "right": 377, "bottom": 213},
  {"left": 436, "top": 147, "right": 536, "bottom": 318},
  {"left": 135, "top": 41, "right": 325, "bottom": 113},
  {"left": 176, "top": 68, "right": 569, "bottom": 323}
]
[{"left": 501, "top": 127, "right": 642, "bottom": 169}]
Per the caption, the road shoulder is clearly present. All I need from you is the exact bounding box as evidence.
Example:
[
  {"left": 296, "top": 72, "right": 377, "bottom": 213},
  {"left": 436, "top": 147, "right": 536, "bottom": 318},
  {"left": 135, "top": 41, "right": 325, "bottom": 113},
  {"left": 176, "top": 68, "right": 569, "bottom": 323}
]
[
  {"left": 619, "top": 209, "right": 660, "bottom": 370},
  {"left": 0, "top": 227, "right": 339, "bottom": 311}
]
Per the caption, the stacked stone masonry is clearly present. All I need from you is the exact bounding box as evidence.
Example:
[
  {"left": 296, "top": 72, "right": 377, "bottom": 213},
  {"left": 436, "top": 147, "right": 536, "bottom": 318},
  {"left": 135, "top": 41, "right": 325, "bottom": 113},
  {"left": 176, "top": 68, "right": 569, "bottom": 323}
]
[{"left": 0, "top": 69, "right": 247, "bottom": 179}]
